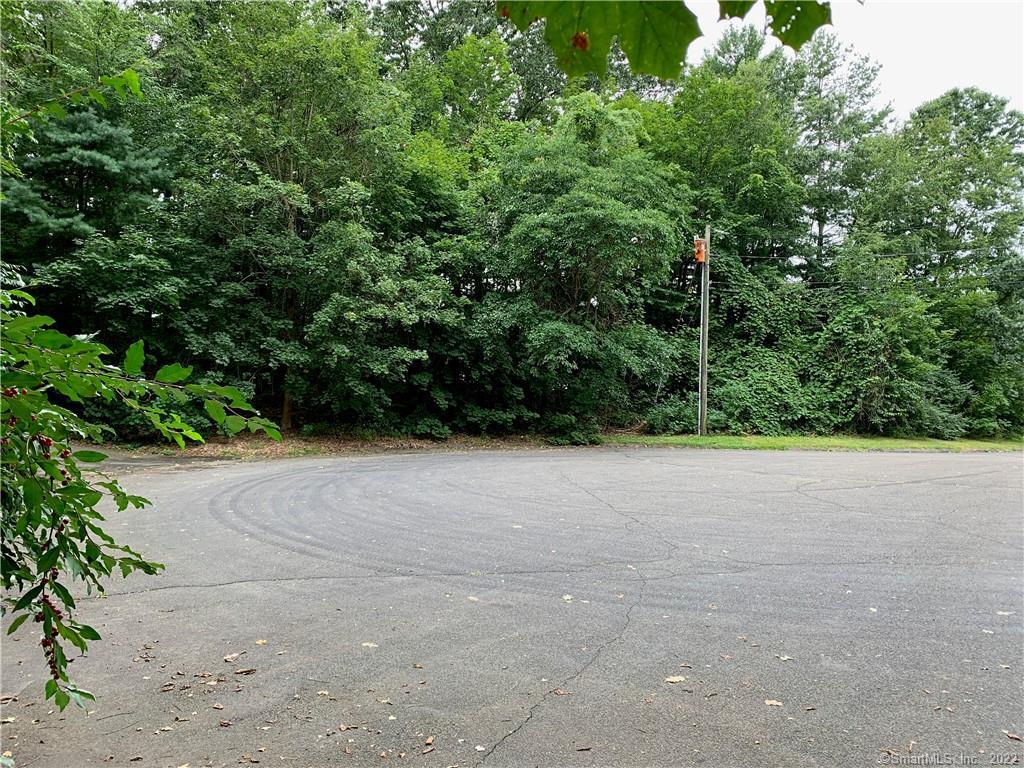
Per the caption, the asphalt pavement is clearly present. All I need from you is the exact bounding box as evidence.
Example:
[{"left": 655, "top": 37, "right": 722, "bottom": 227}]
[{"left": 1, "top": 446, "right": 1022, "bottom": 768}]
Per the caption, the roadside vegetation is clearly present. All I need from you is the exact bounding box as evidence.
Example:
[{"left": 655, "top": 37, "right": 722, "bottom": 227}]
[
  {"left": 121, "top": 430, "right": 1022, "bottom": 460},
  {"left": 605, "top": 433, "right": 1023, "bottom": 453},
  {"left": 3, "top": 0, "right": 1022, "bottom": 448}
]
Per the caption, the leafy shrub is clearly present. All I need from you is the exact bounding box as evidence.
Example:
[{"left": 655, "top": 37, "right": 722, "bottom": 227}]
[{"left": 643, "top": 395, "right": 697, "bottom": 434}]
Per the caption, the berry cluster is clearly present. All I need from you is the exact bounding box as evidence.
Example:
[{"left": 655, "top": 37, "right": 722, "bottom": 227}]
[
  {"left": 1, "top": 387, "right": 28, "bottom": 398},
  {"left": 35, "top": 590, "right": 64, "bottom": 680},
  {"left": 29, "top": 433, "right": 55, "bottom": 458}
]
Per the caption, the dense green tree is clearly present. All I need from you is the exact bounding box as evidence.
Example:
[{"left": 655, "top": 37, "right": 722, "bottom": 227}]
[
  {"left": 2, "top": 0, "right": 1021, "bottom": 442},
  {"left": 794, "top": 32, "right": 888, "bottom": 263}
]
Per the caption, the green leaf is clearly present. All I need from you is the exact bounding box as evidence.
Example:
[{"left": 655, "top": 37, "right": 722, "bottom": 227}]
[
  {"left": 764, "top": 0, "right": 831, "bottom": 49},
  {"left": 155, "top": 363, "right": 192, "bottom": 383},
  {"left": 4, "top": 315, "right": 54, "bottom": 335},
  {"left": 124, "top": 340, "right": 145, "bottom": 376},
  {"left": 32, "top": 329, "right": 75, "bottom": 349},
  {"left": 58, "top": 622, "right": 88, "bottom": 653},
  {"left": 43, "top": 101, "right": 67, "bottom": 120},
  {"left": 502, "top": 1, "right": 617, "bottom": 78},
  {"left": 6, "top": 613, "right": 30, "bottom": 636},
  {"left": 13, "top": 584, "right": 43, "bottom": 611},
  {"left": 204, "top": 399, "right": 227, "bottom": 424},
  {"left": 50, "top": 581, "right": 76, "bottom": 609},
  {"left": 223, "top": 415, "right": 247, "bottom": 435},
  {"left": 66, "top": 686, "right": 95, "bottom": 707},
  {"left": 22, "top": 477, "right": 43, "bottom": 512},
  {"left": 72, "top": 450, "right": 108, "bottom": 463},
  {"left": 718, "top": 0, "right": 756, "bottom": 19},
  {"left": 54, "top": 688, "right": 70, "bottom": 710},
  {"left": 37, "top": 548, "right": 61, "bottom": 573},
  {"left": 51, "top": 378, "right": 83, "bottom": 403},
  {"left": 615, "top": 1, "right": 701, "bottom": 80},
  {"left": 500, "top": 1, "right": 698, "bottom": 79},
  {"left": 87, "top": 88, "right": 108, "bottom": 108},
  {"left": 120, "top": 68, "right": 143, "bottom": 99},
  {"left": 76, "top": 624, "right": 101, "bottom": 641},
  {"left": 8, "top": 289, "right": 36, "bottom": 304}
]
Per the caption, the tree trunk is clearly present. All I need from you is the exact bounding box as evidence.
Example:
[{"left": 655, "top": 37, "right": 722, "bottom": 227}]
[{"left": 281, "top": 389, "right": 293, "bottom": 432}]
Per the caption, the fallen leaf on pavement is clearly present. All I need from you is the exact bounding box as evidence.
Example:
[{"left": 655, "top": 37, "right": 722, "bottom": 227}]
[
  {"left": 317, "top": 690, "right": 330, "bottom": 697},
  {"left": 553, "top": 688, "right": 572, "bottom": 696},
  {"left": 765, "top": 699, "right": 783, "bottom": 707},
  {"left": 475, "top": 746, "right": 486, "bottom": 752},
  {"left": 777, "top": 655, "right": 794, "bottom": 661},
  {"left": 423, "top": 747, "right": 435, "bottom": 754},
  {"left": 220, "top": 720, "right": 233, "bottom": 727},
  {"left": 562, "top": 595, "right": 573, "bottom": 602},
  {"left": 212, "top": 703, "right": 224, "bottom": 710},
  {"left": 224, "top": 652, "right": 245, "bottom": 663},
  {"left": 413, "top": 663, "right": 424, "bottom": 669},
  {"left": 664, "top": 676, "right": 687, "bottom": 684},
  {"left": 425, "top": 736, "right": 434, "bottom": 746},
  {"left": 234, "top": 668, "right": 256, "bottom": 675},
  {"left": 1006, "top": 732, "right": 1022, "bottom": 742},
  {"left": 255, "top": 639, "right": 268, "bottom": 645},
  {"left": 361, "top": 642, "right": 379, "bottom": 648}
]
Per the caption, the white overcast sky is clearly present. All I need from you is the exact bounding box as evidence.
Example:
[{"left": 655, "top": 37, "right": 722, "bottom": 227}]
[{"left": 686, "top": 0, "right": 1024, "bottom": 122}]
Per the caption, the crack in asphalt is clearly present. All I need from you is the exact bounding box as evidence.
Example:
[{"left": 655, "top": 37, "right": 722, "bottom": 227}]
[
  {"left": 86, "top": 560, "right": 650, "bottom": 599},
  {"left": 477, "top": 572, "right": 648, "bottom": 767},
  {"left": 476, "top": 478, "right": 653, "bottom": 766},
  {"left": 557, "top": 471, "right": 682, "bottom": 561}
]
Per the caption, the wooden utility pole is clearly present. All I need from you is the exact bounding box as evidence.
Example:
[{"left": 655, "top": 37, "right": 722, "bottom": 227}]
[{"left": 697, "top": 225, "right": 710, "bottom": 436}]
